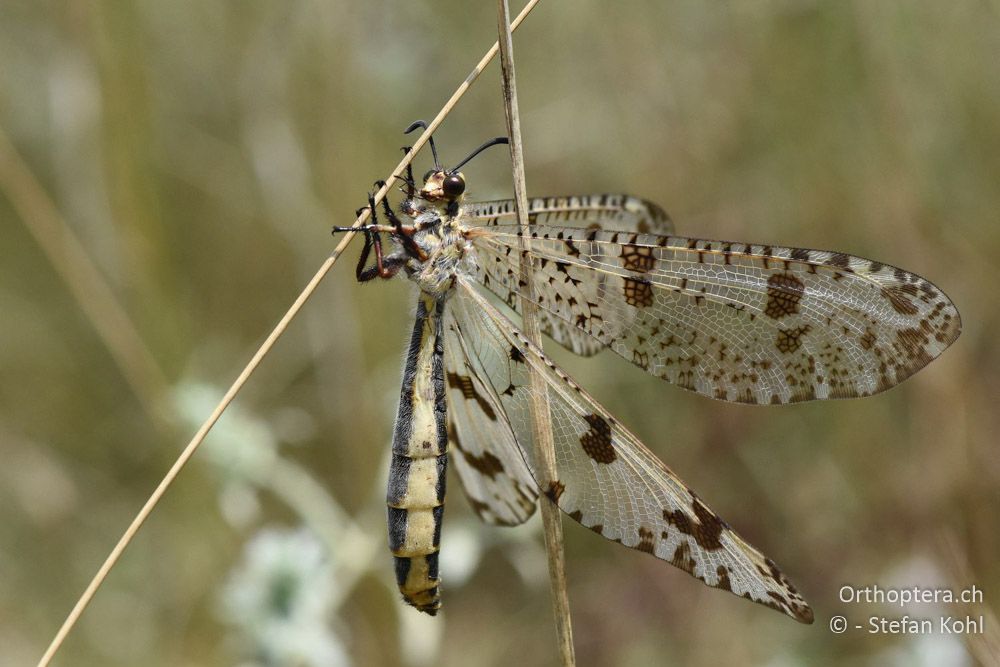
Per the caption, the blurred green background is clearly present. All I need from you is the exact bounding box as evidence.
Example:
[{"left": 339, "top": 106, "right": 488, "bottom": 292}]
[{"left": 1, "top": 1, "right": 997, "bottom": 665}]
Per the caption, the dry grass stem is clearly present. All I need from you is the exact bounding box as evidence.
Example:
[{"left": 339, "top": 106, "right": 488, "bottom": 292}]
[
  {"left": 36, "top": 2, "right": 541, "bottom": 665},
  {"left": 0, "top": 126, "right": 169, "bottom": 425},
  {"left": 496, "top": 1, "right": 576, "bottom": 665}
]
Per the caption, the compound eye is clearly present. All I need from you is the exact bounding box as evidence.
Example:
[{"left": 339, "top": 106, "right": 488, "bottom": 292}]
[{"left": 442, "top": 173, "right": 466, "bottom": 197}]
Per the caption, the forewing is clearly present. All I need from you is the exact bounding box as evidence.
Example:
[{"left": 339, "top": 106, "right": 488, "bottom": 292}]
[
  {"left": 470, "top": 225, "right": 961, "bottom": 404},
  {"left": 462, "top": 195, "right": 673, "bottom": 357},
  {"left": 451, "top": 278, "right": 814, "bottom": 623},
  {"left": 444, "top": 310, "right": 538, "bottom": 526},
  {"left": 463, "top": 194, "right": 674, "bottom": 235}
]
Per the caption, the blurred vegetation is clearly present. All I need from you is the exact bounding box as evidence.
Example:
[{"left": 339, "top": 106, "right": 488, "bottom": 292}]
[{"left": 1, "top": 1, "right": 998, "bottom": 665}]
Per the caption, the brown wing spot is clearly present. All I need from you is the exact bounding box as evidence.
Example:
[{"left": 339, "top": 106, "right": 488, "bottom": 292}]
[
  {"left": 554, "top": 260, "right": 573, "bottom": 278},
  {"left": 896, "top": 325, "right": 929, "bottom": 350},
  {"left": 790, "top": 248, "right": 811, "bottom": 261},
  {"left": 765, "top": 558, "right": 794, "bottom": 588},
  {"left": 751, "top": 559, "right": 814, "bottom": 622},
  {"left": 675, "top": 369, "right": 696, "bottom": 391},
  {"left": 623, "top": 277, "right": 654, "bottom": 308},
  {"left": 467, "top": 497, "right": 492, "bottom": 520},
  {"left": 457, "top": 447, "right": 505, "bottom": 479},
  {"left": 767, "top": 591, "right": 790, "bottom": 608},
  {"left": 663, "top": 496, "right": 726, "bottom": 551},
  {"left": 790, "top": 384, "right": 817, "bottom": 402},
  {"left": 621, "top": 244, "right": 656, "bottom": 273},
  {"left": 775, "top": 325, "right": 812, "bottom": 354},
  {"left": 545, "top": 480, "right": 566, "bottom": 502},
  {"left": 580, "top": 413, "right": 616, "bottom": 464},
  {"left": 671, "top": 542, "right": 696, "bottom": 574},
  {"left": 637, "top": 526, "right": 656, "bottom": 553},
  {"left": 859, "top": 326, "right": 877, "bottom": 350},
  {"left": 883, "top": 284, "right": 920, "bottom": 316},
  {"left": 447, "top": 372, "right": 497, "bottom": 421},
  {"left": 510, "top": 346, "right": 526, "bottom": 363},
  {"left": 716, "top": 565, "right": 732, "bottom": 592},
  {"left": 893, "top": 327, "right": 934, "bottom": 373},
  {"left": 757, "top": 558, "right": 813, "bottom": 623},
  {"left": 788, "top": 602, "right": 813, "bottom": 624},
  {"left": 764, "top": 272, "right": 805, "bottom": 320},
  {"left": 827, "top": 252, "right": 851, "bottom": 268}
]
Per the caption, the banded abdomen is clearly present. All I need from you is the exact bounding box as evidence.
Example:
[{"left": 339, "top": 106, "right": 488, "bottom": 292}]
[{"left": 387, "top": 292, "right": 448, "bottom": 614}]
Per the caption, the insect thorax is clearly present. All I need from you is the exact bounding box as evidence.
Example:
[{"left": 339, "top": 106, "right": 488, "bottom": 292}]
[{"left": 405, "top": 212, "right": 474, "bottom": 298}]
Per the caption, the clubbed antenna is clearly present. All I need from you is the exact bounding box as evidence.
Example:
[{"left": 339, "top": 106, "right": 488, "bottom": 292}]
[
  {"left": 403, "top": 120, "right": 441, "bottom": 171},
  {"left": 450, "top": 137, "right": 509, "bottom": 172}
]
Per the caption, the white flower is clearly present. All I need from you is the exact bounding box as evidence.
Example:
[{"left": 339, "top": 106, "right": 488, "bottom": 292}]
[{"left": 219, "top": 527, "right": 349, "bottom": 667}]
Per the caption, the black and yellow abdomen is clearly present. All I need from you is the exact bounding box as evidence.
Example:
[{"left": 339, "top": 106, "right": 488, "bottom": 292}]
[{"left": 386, "top": 292, "right": 448, "bottom": 614}]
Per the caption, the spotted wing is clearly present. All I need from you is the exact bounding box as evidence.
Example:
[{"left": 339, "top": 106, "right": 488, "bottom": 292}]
[
  {"left": 463, "top": 194, "right": 674, "bottom": 235},
  {"left": 462, "top": 195, "right": 673, "bottom": 357},
  {"left": 450, "top": 277, "right": 814, "bottom": 623},
  {"left": 469, "top": 225, "right": 961, "bottom": 405},
  {"left": 444, "top": 311, "right": 538, "bottom": 526}
]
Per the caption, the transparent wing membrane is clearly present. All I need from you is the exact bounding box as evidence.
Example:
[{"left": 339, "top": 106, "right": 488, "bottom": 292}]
[
  {"left": 469, "top": 224, "right": 960, "bottom": 404},
  {"left": 449, "top": 278, "right": 814, "bottom": 623}
]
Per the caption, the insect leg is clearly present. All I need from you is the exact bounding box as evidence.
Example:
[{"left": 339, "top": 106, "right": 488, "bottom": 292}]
[
  {"left": 373, "top": 180, "right": 424, "bottom": 260},
  {"left": 356, "top": 231, "right": 374, "bottom": 281},
  {"left": 355, "top": 192, "right": 410, "bottom": 281},
  {"left": 398, "top": 147, "right": 417, "bottom": 199}
]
